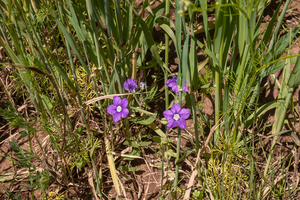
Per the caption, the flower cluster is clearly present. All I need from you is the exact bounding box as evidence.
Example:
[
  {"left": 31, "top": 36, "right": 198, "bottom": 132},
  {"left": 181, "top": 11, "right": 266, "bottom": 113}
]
[
  {"left": 107, "top": 78, "right": 139, "bottom": 122},
  {"left": 107, "top": 78, "right": 190, "bottom": 129},
  {"left": 166, "top": 76, "right": 188, "bottom": 93}
]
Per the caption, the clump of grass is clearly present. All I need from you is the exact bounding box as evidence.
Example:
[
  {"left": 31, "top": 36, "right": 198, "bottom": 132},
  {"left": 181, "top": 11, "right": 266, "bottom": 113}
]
[{"left": 199, "top": 64, "right": 213, "bottom": 96}]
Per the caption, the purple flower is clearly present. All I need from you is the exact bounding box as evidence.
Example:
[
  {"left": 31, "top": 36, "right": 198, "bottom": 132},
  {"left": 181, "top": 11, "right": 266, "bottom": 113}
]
[
  {"left": 124, "top": 78, "right": 138, "bottom": 92},
  {"left": 163, "top": 103, "right": 190, "bottom": 129},
  {"left": 166, "top": 76, "right": 188, "bottom": 93},
  {"left": 107, "top": 96, "right": 129, "bottom": 122}
]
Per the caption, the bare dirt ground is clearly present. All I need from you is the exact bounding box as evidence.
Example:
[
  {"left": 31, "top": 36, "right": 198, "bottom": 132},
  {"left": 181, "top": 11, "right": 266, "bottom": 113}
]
[{"left": 1, "top": 0, "right": 300, "bottom": 199}]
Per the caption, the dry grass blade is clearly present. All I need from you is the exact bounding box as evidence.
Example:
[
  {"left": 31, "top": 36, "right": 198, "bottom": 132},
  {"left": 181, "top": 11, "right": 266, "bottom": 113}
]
[
  {"left": 0, "top": 131, "right": 19, "bottom": 145},
  {"left": 262, "top": 174, "right": 285, "bottom": 197},
  {"left": 143, "top": 175, "right": 151, "bottom": 200},
  {"left": 83, "top": 94, "right": 130, "bottom": 106},
  {"left": 116, "top": 173, "right": 127, "bottom": 199},
  {"left": 183, "top": 123, "right": 217, "bottom": 199},
  {"left": 183, "top": 170, "right": 198, "bottom": 200},
  {"left": 293, "top": 148, "right": 299, "bottom": 187},
  {"left": 104, "top": 135, "right": 121, "bottom": 197},
  {"left": 87, "top": 170, "right": 100, "bottom": 200},
  {"left": 184, "top": 112, "right": 227, "bottom": 199},
  {"left": 111, "top": 151, "right": 143, "bottom": 159}
]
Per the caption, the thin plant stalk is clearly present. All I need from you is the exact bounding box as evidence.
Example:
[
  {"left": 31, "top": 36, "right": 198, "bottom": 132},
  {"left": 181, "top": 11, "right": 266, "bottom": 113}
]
[
  {"left": 105, "top": 119, "right": 122, "bottom": 197},
  {"left": 173, "top": 92, "right": 182, "bottom": 199},
  {"left": 160, "top": 0, "right": 171, "bottom": 196}
]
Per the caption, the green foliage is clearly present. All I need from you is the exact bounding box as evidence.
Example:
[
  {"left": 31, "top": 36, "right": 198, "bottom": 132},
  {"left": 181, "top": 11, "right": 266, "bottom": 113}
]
[
  {"left": 40, "top": 170, "right": 51, "bottom": 195},
  {"left": 36, "top": 4, "right": 50, "bottom": 24},
  {"left": 68, "top": 137, "right": 101, "bottom": 171},
  {"left": 3, "top": 186, "right": 23, "bottom": 200},
  {"left": 198, "top": 65, "right": 213, "bottom": 95},
  {"left": 0, "top": 102, "right": 35, "bottom": 134},
  {"left": 7, "top": 138, "right": 41, "bottom": 197}
]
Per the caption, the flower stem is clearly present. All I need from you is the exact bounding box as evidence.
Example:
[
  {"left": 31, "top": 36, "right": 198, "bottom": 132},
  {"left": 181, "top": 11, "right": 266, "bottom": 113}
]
[{"left": 174, "top": 92, "right": 182, "bottom": 198}]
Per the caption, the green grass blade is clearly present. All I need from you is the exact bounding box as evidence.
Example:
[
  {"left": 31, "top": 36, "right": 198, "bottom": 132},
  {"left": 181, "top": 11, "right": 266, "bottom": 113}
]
[
  {"left": 267, "top": 0, "right": 291, "bottom": 52},
  {"left": 46, "top": 4, "right": 91, "bottom": 75},
  {"left": 288, "top": 50, "right": 300, "bottom": 88}
]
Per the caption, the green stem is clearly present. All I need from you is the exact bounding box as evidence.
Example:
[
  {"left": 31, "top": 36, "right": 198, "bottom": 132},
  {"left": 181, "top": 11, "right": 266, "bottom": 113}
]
[
  {"left": 161, "top": 0, "right": 170, "bottom": 197},
  {"left": 191, "top": 94, "right": 199, "bottom": 151},
  {"left": 174, "top": 92, "right": 182, "bottom": 198},
  {"left": 214, "top": 66, "right": 221, "bottom": 144},
  {"left": 27, "top": 133, "right": 34, "bottom": 199},
  {"left": 263, "top": 89, "right": 293, "bottom": 172}
]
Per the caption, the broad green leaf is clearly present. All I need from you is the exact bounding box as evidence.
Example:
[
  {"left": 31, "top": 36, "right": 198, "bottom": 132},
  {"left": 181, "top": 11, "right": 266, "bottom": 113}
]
[
  {"left": 137, "top": 141, "right": 151, "bottom": 146},
  {"left": 152, "top": 136, "right": 167, "bottom": 145},
  {"left": 176, "top": 150, "right": 192, "bottom": 164},
  {"left": 123, "top": 140, "right": 138, "bottom": 148},
  {"left": 130, "top": 115, "right": 156, "bottom": 125},
  {"left": 130, "top": 107, "right": 156, "bottom": 116},
  {"left": 150, "top": 123, "right": 166, "bottom": 139},
  {"left": 288, "top": 52, "right": 300, "bottom": 88},
  {"left": 244, "top": 100, "right": 277, "bottom": 129},
  {"left": 272, "top": 58, "right": 291, "bottom": 134},
  {"left": 165, "top": 149, "right": 176, "bottom": 158}
]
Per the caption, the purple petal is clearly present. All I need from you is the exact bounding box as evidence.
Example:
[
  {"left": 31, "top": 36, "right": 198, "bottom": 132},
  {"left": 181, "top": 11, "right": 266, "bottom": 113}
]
[
  {"left": 166, "top": 81, "right": 176, "bottom": 89},
  {"left": 166, "top": 79, "right": 172, "bottom": 85},
  {"left": 172, "top": 85, "right": 179, "bottom": 93},
  {"left": 183, "top": 80, "right": 188, "bottom": 92},
  {"left": 113, "top": 96, "right": 121, "bottom": 106},
  {"left": 171, "top": 103, "right": 181, "bottom": 113},
  {"left": 177, "top": 118, "right": 187, "bottom": 129},
  {"left": 179, "top": 108, "right": 190, "bottom": 119},
  {"left": 121, "top": 108, "right": 129, "bottom": 118},
  {"left": 130, "top": 83, "right": 138, "bottom": 91},
  {"left": 107, "top": 105, "right": 116, "bottom": 115},
  {"left": 166, "top": 81, "right": 176, "bottom": 88},
  {"left": 167, "top": 119, "right": 176, "bottom": 129},
  {"left": 166, "top": 78, "right": 175, "bottom": 84},
  {"left": 121, "top": 98, "right": 128, "bottom": 108},
  {"left": 113, "top": 112, "right": 121, "bottom": 122},
  {"left": 163, "top": 110, "right": 174, "bottom": 120},
  {"left": 123, "top": 81, "right": 129, "bottom": 91},
  {"left": 129, "top": 79, "right": 138, "bottom": 90},
  {"left": 128, "top": 78, "right": 136, "bottom": 84},
  {"left": 124, "top": 78, "right": 137, "bottom": 91},
  {"left": 166, "top": 76, "right": 177, "bottom": 88}
]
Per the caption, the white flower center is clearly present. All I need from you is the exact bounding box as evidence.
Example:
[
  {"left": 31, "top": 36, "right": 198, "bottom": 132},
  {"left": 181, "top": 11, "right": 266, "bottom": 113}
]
[
  {"left": 116, "top": 106, "right": 122, "bottom": 112},
  {"left": 173, "top": 114, "right": 180, "bottom": 121}
]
